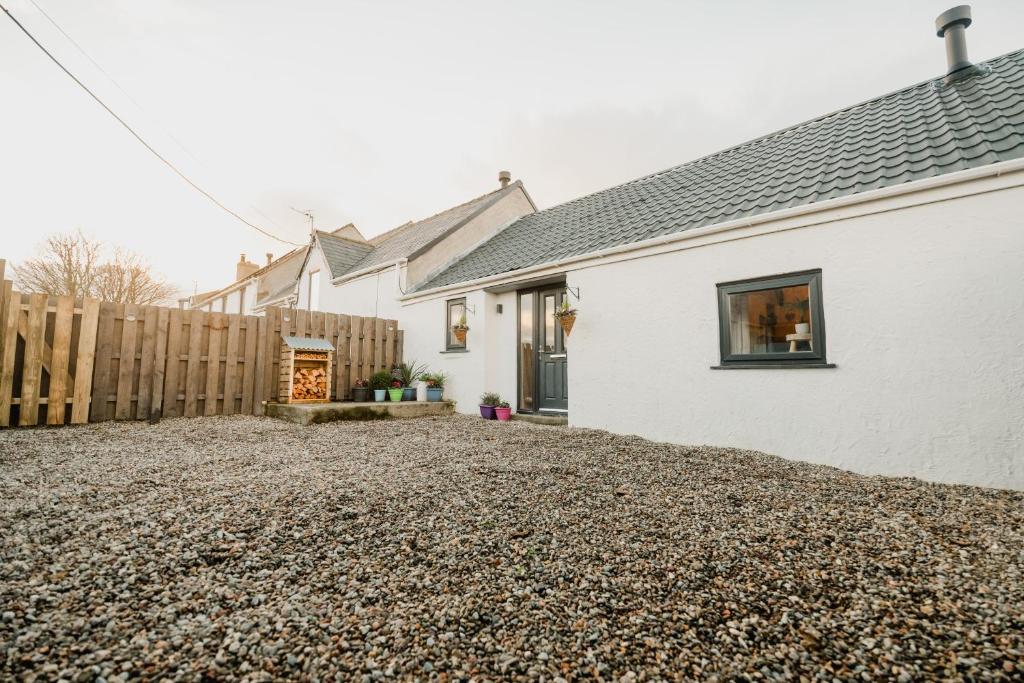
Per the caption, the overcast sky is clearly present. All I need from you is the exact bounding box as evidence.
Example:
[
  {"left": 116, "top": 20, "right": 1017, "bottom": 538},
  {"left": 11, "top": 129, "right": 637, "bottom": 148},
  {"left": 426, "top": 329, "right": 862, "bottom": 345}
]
[{"left": 3, "top": 0, "right": 1023, "bottom": 295}]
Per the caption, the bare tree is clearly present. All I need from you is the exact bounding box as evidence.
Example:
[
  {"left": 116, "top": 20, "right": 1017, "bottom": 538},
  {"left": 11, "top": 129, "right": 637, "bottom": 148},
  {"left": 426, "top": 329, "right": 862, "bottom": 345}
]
[
  {"left": 12, "top": 231, "right": 101, "bottom": 301},
  {"left": 13, "top": 231, "right": 178, "bottom": 305},
  {"left": 92, "top": 249, "right": 178, "bottom": 305}
]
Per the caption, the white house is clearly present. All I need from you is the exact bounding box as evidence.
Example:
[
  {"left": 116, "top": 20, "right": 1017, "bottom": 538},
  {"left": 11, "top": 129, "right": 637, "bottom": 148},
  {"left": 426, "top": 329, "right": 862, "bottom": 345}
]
[
  {"left": 385, "top": 16, "right": 1022, "bottom": 489},
  {"left": 293, "top": 176, "right": 537, "bottom": 319},
  {"left": 188, "top": 247, "right": 308, "bottom": 314},
  {"left": 280, "top": 10, "right": 1021, "bottom": 489}
]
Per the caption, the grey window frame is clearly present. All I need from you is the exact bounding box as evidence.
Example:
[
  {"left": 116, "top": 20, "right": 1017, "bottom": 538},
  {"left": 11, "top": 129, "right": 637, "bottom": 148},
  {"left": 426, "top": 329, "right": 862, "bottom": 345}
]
[
  {"left": 445, "top": 297, "right": 467, "bottom": 351},
  {"left": 716, "top": 269, "right": 827, "bottom": 367}
]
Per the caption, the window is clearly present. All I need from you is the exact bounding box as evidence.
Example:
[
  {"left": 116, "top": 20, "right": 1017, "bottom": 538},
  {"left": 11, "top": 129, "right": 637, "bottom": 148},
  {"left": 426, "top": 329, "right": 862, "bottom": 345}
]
[
  {"left": 308, "top": 270, "right": 320, "bottom": 311},
  {"left": 446, "top": 297, "right": 467, "bottom": 350},
  {"left": 716, "top": 270, "right": 827, "bottom": 367}
]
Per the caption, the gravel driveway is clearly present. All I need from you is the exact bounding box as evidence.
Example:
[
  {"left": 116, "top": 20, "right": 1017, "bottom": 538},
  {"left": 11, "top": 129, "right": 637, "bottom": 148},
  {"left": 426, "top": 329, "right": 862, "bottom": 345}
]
[{"left": 1, "top": 415, "right": 1021, "bottom": 681}]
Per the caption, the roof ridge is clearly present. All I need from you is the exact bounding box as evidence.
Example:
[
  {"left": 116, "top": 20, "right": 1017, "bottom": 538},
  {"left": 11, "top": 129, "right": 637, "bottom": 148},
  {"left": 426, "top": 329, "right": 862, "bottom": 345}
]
[
  {"left": 367, "top": 183, "right": 516, "bottom": 245},
  {"left": 317, "top": 230, "right": 373, "bottom": 248},
  {"left": 530, "top": 48, "right": 1024, "bottom": 217}
]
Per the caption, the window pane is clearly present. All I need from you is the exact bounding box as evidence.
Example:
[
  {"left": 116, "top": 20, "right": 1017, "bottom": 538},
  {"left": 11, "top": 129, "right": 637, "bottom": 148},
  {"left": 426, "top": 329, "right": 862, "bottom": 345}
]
[
  {"left": 447, "top": 301, "right": 466, "bottom": 348},
  {"left": 727, "top": 284, "right": 811, "bottom": 354},
  {"left": 519, "top": 293, "right": 533, "bottom": 411},
  {"left": 543, "top": 295, "right": 555, "bottom": 352}
]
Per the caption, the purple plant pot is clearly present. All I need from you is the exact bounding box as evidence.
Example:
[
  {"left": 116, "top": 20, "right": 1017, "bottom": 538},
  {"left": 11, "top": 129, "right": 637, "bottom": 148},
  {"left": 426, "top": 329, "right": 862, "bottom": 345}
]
[{"left": 479, "top": 405, "right": 497, "bottom": 420}]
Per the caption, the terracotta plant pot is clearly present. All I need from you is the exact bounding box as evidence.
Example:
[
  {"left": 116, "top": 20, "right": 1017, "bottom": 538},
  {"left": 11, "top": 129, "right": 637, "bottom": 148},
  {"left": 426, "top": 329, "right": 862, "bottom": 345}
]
[
  {"left": 453, "top": 327, "right": 468, "bottom": 343},
  {"left": 388, "top": 388, "right": 404, "bottom": 402},
  {"left": 495, "top": 406, "right": 512, "bottom": 421},
  {"left": 479, "top": 405, "right": 496, "bottom": 420},
  {"left": 352, "top": 386, "right": 369, "bottom": 402},
  {"left": 557, "top": 313, "right": 576, "bottom": 336}
]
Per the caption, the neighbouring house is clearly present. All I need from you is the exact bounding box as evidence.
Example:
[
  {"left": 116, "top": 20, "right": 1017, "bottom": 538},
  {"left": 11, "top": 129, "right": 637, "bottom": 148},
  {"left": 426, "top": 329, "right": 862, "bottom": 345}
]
[
  {"left": 188, "top": 247, "right": 308, "bottom": 315},
  {"left": 292, "top": 174, "right": 536, "bottom": 319},
  {"left": 384, "top": 10, "right": 1020, "bottom": 489}
]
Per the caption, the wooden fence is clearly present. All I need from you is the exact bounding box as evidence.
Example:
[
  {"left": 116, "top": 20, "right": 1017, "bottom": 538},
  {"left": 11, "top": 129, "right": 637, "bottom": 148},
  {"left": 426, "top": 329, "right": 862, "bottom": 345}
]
[{"left": 0, "top": 260, "right": 403, "bottom": 427}]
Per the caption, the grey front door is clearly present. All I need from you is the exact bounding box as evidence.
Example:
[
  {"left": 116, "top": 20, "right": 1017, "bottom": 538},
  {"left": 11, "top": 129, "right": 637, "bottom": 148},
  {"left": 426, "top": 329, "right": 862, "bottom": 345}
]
[{"left": 537, "top": 287, "right": 568, "bottom": 412}]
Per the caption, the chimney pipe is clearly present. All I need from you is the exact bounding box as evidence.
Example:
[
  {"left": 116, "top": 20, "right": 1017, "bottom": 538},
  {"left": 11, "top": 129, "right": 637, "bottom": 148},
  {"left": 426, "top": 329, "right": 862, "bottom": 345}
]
[
  {"left": 266, "top": 252, "right": 273, "bottom": 266},
  {"left": 935, "top": 6, "right": 973, "bottom": 75},
  {"left": 498, "top": 170, "right": 511, "bottom": 189}
]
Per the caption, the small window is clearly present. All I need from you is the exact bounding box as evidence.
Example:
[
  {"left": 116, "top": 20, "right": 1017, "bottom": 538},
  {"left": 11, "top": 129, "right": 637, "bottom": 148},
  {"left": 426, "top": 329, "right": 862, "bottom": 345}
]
[
  {"left": 446, "top": 297, "right": 467, "bottom": 350},
  {"left": 717, "top": 270, "right": 826, "bottom": 366},
  {"left": 308, "top": 270, "right": 320, "bottom": 311}
]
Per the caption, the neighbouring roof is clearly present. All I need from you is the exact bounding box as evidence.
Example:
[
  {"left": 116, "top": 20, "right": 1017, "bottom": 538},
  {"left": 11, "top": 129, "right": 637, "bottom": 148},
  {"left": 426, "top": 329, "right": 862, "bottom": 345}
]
[
  {"left": 316, "top": 232, "right": 374, "bottom": 279},
  {"left": 316, "top": 182, "right": 525, "bottom": 282},
  {"left": 419, "top": 50, "right": 1024, "bottom": 291},
  {"left": 256, "top": 279, "right": 299, "bottom": 308},
  {"left": 194, "top": 245, "right": 307, "bottom": 307}
]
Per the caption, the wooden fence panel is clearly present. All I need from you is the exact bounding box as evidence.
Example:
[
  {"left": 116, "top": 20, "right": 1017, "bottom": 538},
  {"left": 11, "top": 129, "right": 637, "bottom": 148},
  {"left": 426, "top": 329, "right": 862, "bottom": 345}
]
[
  {"left": 71, "top": 298, "right": 99, "bottom": 424},
  {"left": 46, "top": 295, "right": 75, "bottom": 425},
  {"left": 19, "top": 294, "right": 48, "bottom": 426},
  {"left": 0, "top": 291, "right": 19, "bottom": 426},
  {"left": 0, "top": 282, "right": 402, "bottom": 427}
]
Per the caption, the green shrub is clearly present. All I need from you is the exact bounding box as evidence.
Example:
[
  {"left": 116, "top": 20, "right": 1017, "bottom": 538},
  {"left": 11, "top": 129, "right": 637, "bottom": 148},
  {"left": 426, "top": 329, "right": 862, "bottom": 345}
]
[
  {"left": 480, "top": 392, "right": 501, "bottom": 406},
  {"left": 369, "top": 371, "right": 393, "bottom": 390}
]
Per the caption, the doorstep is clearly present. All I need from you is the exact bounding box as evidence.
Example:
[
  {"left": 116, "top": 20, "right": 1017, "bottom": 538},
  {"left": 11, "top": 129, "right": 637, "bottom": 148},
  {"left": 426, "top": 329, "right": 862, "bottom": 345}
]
[
  {"left": 511, "top": 412, "right": 568, "bottom": 426},
  {"left": 265, "top": 400, "right": 455, "bottom": 426}
]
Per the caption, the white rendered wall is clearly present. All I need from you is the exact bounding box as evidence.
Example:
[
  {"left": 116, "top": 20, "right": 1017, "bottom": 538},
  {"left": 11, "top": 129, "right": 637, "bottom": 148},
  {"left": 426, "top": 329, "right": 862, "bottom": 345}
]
[
  {"left": 397, "top": 289, "right": 518, "bottom": 413},
  {"left": 565, "top": 186, "right": 1024, "bottom": 489}
]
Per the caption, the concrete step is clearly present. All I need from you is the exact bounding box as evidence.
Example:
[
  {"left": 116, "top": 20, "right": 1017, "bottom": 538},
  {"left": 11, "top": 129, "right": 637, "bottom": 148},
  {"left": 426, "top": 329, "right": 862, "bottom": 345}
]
[
  {"left": 266, "top": 400, "right": 454, "bottom": 426},
  {"left": 511, "top": 412, "right": 568, "bottom": 426}
]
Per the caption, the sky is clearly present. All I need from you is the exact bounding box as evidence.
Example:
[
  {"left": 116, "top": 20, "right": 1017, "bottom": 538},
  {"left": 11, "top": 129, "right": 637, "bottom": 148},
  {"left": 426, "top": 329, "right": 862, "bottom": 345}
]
[{"left": 2, "top": 0, "right": 1023, "bottom": 296}]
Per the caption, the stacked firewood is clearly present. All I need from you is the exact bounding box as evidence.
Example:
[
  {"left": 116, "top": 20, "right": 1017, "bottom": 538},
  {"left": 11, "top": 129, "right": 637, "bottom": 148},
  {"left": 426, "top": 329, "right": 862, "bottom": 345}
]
[{"left": 292, "top": 367, "right": 327, "bottom": 400}]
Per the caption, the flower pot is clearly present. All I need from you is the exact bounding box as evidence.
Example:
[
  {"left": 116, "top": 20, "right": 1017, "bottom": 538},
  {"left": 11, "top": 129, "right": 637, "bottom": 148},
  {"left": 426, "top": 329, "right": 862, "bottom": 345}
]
[
  {"left": 373, "top": 389, "right": 387, "bottom": 402},
  {"left": 479, "top": 405, "right": 496, "bottom": 420},
  {"left": 495, "top": 406, "right": 512, "bottom": 422},
  {"left": 352, "top": 386, "right": 369, "bottom": 402},
  {"left": 388, "top": 388, "right": 404, "bottom": 402},
  {"left": 402, "top": 387, "right": 416, "bottom": 401},
  {"left": 557, "top": 313, "right": 576, "bottom": 336},
  {"left": 453, "top": 327, "right": 467, "bottom": 343},
  {"left": 416, "top": 381, "right": 427, "bottom": 402},
  {"left": 795, "top": 322, "right": 810, "bottom": 334},
  {"left": 427, "top": 387, "right": 443, "bottom": 402}
]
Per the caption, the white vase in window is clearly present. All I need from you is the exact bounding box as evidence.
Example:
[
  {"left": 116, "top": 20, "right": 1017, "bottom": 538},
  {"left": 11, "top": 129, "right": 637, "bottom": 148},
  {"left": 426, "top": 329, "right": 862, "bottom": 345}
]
[{"left": 795, "top": 322, "right": 810, "bottom": 334}]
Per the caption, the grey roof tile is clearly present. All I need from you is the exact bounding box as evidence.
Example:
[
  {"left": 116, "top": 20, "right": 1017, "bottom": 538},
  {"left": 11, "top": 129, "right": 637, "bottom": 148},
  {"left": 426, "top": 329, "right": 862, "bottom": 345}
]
[
  {"left": 418, "top": 50, "right": 1024, "bottom": 291},
  {"left": 316, "top": 232, "right": 373, "bottom": 279}
]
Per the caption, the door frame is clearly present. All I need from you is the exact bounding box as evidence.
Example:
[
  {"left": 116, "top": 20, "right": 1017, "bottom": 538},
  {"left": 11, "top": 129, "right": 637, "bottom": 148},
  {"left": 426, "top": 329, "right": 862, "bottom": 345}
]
[{"left": 516, "top": 283, "right": 568, "bottom": 414}]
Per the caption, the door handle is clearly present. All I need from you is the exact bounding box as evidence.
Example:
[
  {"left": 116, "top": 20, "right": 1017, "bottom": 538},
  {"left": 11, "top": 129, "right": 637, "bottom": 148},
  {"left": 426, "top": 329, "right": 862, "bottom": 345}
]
[{"left": 549, "top": 354, "right": 567, "bottom": 359}]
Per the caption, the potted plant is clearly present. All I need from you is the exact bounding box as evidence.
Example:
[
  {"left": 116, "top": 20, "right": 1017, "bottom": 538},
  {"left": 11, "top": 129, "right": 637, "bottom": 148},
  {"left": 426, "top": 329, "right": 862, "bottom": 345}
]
[
  {"left": 352, "top": 378, "right": 369, "bottom": 402},
  {"left": 495, "top": 400, "right": 512, "bottom": 422},
  {"left": 553, "top": 299, "right": 577, "bottom": 336},
  {"left": 452, "top": 312, "right": 469, "bottom": 344},
  {"left": 397, "top": 360, "right": 427, "bottom": 401},
  {"left": 369, "top": 371, "right": 391, "bottom": 402},
  {"left": 423, "top": 372, "right": 446, "bottom": 401},
  {"left": 388, "top": 379, "right": 404, "bottom": 402},
  {"left": 479, "top": 392, "right": 501, "bottom": 420}
]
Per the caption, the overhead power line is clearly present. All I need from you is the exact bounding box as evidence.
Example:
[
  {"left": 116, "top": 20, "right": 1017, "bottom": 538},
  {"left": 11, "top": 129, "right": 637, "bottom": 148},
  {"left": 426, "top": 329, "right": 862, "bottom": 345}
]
[{"left": 0, "top": 1, "right": 304, "bottom": 247}]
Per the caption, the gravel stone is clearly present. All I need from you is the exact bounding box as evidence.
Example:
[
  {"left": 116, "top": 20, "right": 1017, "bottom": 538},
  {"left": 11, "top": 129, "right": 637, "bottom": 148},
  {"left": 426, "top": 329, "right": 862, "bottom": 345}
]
[{"left": 1, "top": 414, "right": 1022, "bottom": 680}]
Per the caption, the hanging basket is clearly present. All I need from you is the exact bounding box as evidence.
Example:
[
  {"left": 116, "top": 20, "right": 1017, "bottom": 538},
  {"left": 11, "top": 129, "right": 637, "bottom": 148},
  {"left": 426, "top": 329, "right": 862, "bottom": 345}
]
[
  {"left": 453, "top": 327, "right": 468, "bottom": 343},
  {"left": 556, "top": 313, "right": 576, "bottom": 336}
]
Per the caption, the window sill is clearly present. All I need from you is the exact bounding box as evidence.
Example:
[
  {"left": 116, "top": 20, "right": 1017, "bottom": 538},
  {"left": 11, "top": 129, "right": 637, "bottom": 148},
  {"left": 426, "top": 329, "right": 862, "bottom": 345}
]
[
  {"left": 440, "top": 349, "right": 469, "bottom": 354},
  {"left": 711, "top": 362, "right": 836, "bottom": 370}
]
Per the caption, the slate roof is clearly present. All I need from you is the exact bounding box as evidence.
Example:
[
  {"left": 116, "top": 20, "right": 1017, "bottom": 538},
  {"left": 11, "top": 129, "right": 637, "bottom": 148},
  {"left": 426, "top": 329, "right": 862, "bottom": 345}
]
[
  {"left": 418, "top": 50, "right": 1024, "bottom": 291},
  {"left": 316, "top": 232, "right": 373, "bottom": 279},
  {"left": 316, "top": 183, "right": 523, "bottom": 282}
]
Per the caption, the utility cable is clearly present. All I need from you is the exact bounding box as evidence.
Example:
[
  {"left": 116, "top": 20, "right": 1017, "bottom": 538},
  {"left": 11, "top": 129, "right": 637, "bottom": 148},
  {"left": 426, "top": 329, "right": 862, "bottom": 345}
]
[{"left": 1, "top": 1, "right": 304, "bottom": 247}]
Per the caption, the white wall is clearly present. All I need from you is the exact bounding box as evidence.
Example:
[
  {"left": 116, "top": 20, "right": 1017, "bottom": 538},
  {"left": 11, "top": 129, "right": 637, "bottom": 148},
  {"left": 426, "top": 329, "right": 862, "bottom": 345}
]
[
  {"left": 565, "top": 185, "right": 1024, "bottom": 489},
  {"left": 398, "top": 288, "right": 518, "bottom": 412}
]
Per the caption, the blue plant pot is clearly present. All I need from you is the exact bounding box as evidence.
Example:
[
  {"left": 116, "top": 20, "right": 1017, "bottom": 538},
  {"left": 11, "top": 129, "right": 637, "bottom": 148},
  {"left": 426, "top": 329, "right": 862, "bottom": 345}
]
[
  {"left": 480, "top": 405, "right": 497, "bottom": 420},
  {"left": 426, "top": 387, "right": 443, "bottom": 402},
  {"left": 402, "top": 387, "right": 416, "bottom": 401},
  {"left": 373, "top": 389, "right": 386, "bottom": 402}
]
